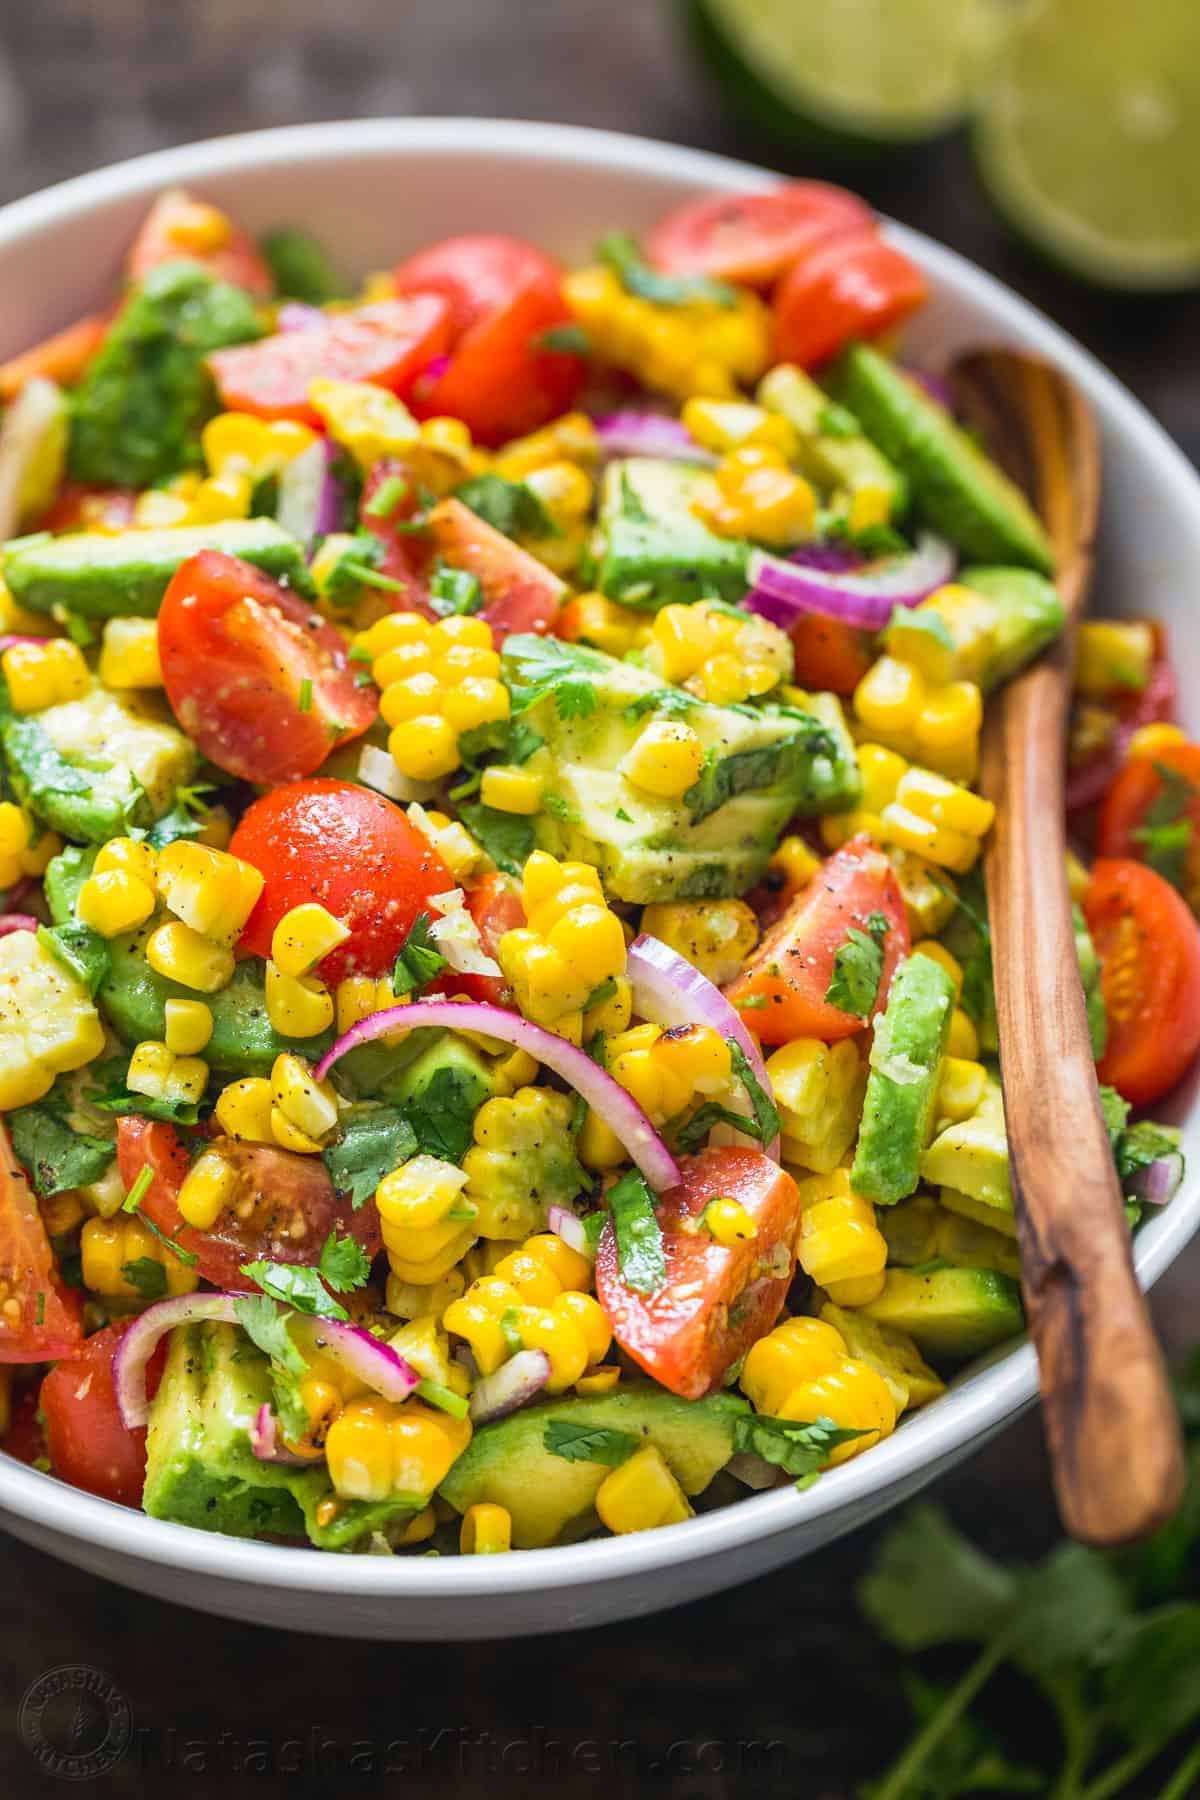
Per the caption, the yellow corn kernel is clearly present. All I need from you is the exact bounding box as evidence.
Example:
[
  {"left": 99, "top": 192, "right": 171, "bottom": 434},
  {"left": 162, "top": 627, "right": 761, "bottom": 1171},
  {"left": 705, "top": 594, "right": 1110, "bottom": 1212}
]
[
  {"left": 742, "top": 1316, "right": 896, "bottom": 1463},
  {"left": 125, "top": 1038, "right": 176, "bottom": 1100},
  {"left": 386, "top": 1229, "right": 478, "bottom": 1288},
  {"left": 493, "top": 412, "right": 598, "bottom": 480},
  {"left": 770, "top": 1037, "right": 867, "bottom": 1174},
  {"left": 80, "top": 1215, "right": 198, "bottom": 1302},
  {"left": 946, "top": 1007, "right": 980, "bottom": 1060},
  {"left": 480, "top": 765, "right": 545, "bottom": 815},
  {"left": 880, "top": 768, "right": 995, "bottom": 873},
  {"left": 265, "top": 962, "right": 335, "bottom": 1038},
  {"left": 911, "top": 939, "right": 964, "bottom": 1001},
  {"left": 76, "top": 868, "right": 156, "bottom": 937},
  {"left": 213, "top": 1076, "right": 275, "bottom": 1144},
  {"left": 858, "top": 742, "right": 909, "bottom": 814},
  {"left": 576, "top": 1365, "right": 621, "bottom": 1396},
  {"left": 335, "top": 974, "right": 387, "bottom": 1035},
  {"left": 522, "top": 460, "right": 593, "bottom": 530},
  {"left": 887, "top": 583, "right": 1000, "bottom": 686},
  {"left": 0, "top": 575, "right": 49, "bottom": 638},
  {"left": 94, "top": 835, "right": 158, "bottom": 889},
  {"left": 578, "top": 1108, "right": 627, "bottom": 1172},
  {"left": 596, "top": 1444, "right": 692, "bottom": 1534},
  {"left": 794, "top": 1168, "right": 887, "bottom": 1302},
  {"left": 563, "top": 264, "right": 769, "bottom": 402},
  {"left": 309, "top": 378, "right": 421, "bottom": 469},
  {"left": 695, "top": 445, "right": 817, "bottom": 546},
  {"left": 407, "top": 806, "right": 482, "bottom": 882},
  {"left": 155, "top": 841, "right": 264, "bottom": 945},
  {"left": 768, "top": 835, "right": 822, "bottom": 899},
  {"left": 490, "top": 1249, "right": 562, "bottom": 1310},
  {"left": 936, "top": 1057, "right": 988, "bottom": 1124},
  {"left": 1127, "top": 721, "right": 1187, "bottom": 760},
  {"left": 460, "top": 1502, "right": 512, "bottom": 1554},
  {"left": 271, "top": 1052, "right": 339, "bottom": 1142},
  {"left": 914, "top": 680, "right": 982, "bottom": 782},
  {"left": 854, "top": 655, "right": 924, "bottom": 745},
  {"left": 681, "top": 396, "right": 797, "bottom": 455},
  {"left": 620, "top": 719, "right": 705, "bottom": 798},
  {"left": 98, "top": 617, "right": 162, "bottom": 689},
  {"left": 640, "top": 898, "right": 758, "bottom": 988},
  {"left": 270, "top": 903, "right": 350, "bottom": 977},
  {"left": 202, "top": 412, "right": 317, "bottom": 480},
  {"left": 385, "top": 1266, "right": 466, "bottom": 1322},
  {"left": 389, "top": 715, "right": 460, "bottom": 781},
  {"left": 564, "top": 592, "right": 648, "bottom": 657},
  {"left": 441, "top": 677, "right": 511, "bottom": 734},
  {"left": 523, "top": 1232, "right": 592, "bottom": 1293},
  {"left": 703, "top": 1197, "right": 757, "bottom": 1246},
  {"left": 163, "top": 998, "right": 213, "bottom": 1056},
  {"left": 0, "top": 803, "right": 28, "bottom": 866},
  {"left": 325, "top": 1396, "right": 470, "bottom": 1503},
  {"left": 885, "top": 847, "right": 957, "bottom": 938},
  {"left": 651, "top": 600, "right": 738, "bottom": 683},
  {"left": 376, "top": 1154, "right": 470, "bottom": 1232},
  {"left": 176, "top": 1145, "right": 239, "bottom": 1230},
  {"left": 1074, "top": 620, "right": 1155, "bottom": 700},
  {"left": 3, "top": 639, "right": 90, "bottom": 712},
  {"left": 17, "top": 825, "right": 62, "bottom": 881},
  {"left": 145, "top": 921, "right": 235, "bottom": 993}
]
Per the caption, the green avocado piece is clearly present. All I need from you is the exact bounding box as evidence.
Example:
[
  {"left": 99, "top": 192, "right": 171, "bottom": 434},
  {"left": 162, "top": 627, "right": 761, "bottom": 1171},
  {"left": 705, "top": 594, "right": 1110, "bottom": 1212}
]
[
  {"left": 956, "top": 566, "right": 1065, "bottom": 689},
  {"left": 938, "top": 1185, "right": 1018, "bottom": 1238},
  {"left": 501, "top": 633, "right": 859, "bottom": 904},
  {"left": 878, "top": 1192, "right": 1021, "bottom": 1281},
  {"left": 851, "top": 952, "right": 957, "bottom": 1205},
  {"left": 920, "top": 1074, "right": 1012, "bottom": 1216},
  {"left": 861, "top": 1267, "right": 1025, "bottom": 1364},
  {"left": 68, "top": 260, "right": 262, "bottom": 489},
  {"left": 832, "top": 344, "right": 1054, "bottom": 573},
  {"left": 439, "top": 1385, "right": 748, "bottom": 1549},
  {"left": 819, "top": 1301, "right": 945, "bottom": 1412},
  {"left": 757, "top": 363, "right": 908, "bottom": 517},
  {"left": 2, "top": 517, "right": 308, "bottom": 620},
  {"left": 885, "top": 564, "right": 1064, "bottom": 693},
  {"left": 594, "top": 457, "right": 751, "bottom": 609}
]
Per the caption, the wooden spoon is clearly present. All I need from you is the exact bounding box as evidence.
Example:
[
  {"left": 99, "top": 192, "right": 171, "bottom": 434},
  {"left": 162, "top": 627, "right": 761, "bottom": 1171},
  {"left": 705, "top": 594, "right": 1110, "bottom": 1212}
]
[{"left": 949, "top": 347, "right": 1185, "bottom": 1546}]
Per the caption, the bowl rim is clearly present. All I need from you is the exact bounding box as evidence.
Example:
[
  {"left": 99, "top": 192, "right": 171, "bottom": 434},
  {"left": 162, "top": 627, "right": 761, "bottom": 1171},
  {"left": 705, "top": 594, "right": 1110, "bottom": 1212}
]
[{"left": 1, "top": 115, "right": 1198, "bottom": 1603}]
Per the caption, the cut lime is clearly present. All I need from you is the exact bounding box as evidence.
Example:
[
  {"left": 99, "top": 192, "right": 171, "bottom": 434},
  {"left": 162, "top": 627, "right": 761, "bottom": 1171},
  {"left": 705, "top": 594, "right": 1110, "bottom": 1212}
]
[
  {"left": 975, "top": 0, "right": 1200, "bottom": 291},
  {"left": 688, "top": 0, "right": 993, "bottom": 151}
]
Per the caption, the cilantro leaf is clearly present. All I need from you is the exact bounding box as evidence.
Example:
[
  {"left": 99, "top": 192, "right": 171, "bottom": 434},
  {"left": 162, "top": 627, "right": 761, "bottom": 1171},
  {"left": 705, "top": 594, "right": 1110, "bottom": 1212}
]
[
  {"left": 428, "top": 560, "right": 483, "bottom": 618},
  {"left": 502, "top": 634, "right": 601, "bottom": 722},
  {"left": 682, "top": 725, "right": 835, "bottom": 826},
  {"left": 729, "top": 1040, "right": 780, "bottom": 1145},
  {"left": 391, "top": 911, "right": 448, "bottom": 996},
  {"left": 239, "top": 1259, "right": 349, "bottom": 1321},
  {"left": 824, "top": 911, "right": 891, "bottom": 1020},
  {"left": 1101, "top": 1603, "right": 1200, "bottom": 1759},
  {"left": 404, "top": 1062, "right": 485, "bottom": 1163},
  {"left": 84, "top": 1054, "right": 200, "bottom": 1126},
  {"left": 317, "top": 1229, "right": 371, "bottom": 1294},
  {"left": 597, "top": 231, "right": 737, "bottom": 308},
  {"left": 732, "top": 1412, "right": 867, "bottom": 1482},
  {"left": 322, "top": 1105, "right": 417, "bottom": 1210},
  {"left": 8, "top": 1098, "right": 115, "bottom": 1197},
  {"left": 537, "top": 323, "right": 590, "bottom": 355},
  {"left": 233, "top": 1294, "right": 308, "bottom": 1378},
  {"left": 454, "top": 473, "right": 558, "bottom": 540},
  {"left": 457, "top": 715, "right": 544, "bottom": 773},
  {"left": 1098, "top": 1082, "right": 1131, "bottom": 1149},
  {"left": 120, "top": 1256, "right": 168, "bottom": 1301},
  {"left": 1132, "top": 761, "right": 1197, "bottom": 892},
  {"left": 606, "top": 1168, "right": 665, "bottom": 1296},
  {"left": 543, "top": 1419, "right": 641, "bottom": 1466},
  {"left": 457, "top": 802, "right": 535, "bottom": 876},
  {"left": 37, "top": 922, "right": 110, "bottom": 997}
]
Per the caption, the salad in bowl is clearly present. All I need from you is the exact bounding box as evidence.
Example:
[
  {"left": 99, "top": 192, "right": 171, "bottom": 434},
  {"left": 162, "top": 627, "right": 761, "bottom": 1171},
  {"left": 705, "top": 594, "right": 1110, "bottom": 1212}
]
[{"left": 0, "top": 174, "right": 1190, "bottom": 1560}]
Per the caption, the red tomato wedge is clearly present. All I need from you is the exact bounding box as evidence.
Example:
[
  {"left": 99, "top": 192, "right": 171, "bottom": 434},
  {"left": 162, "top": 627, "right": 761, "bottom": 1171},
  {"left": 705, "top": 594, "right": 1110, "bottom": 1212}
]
[
  {"left": 396, "top": 234, "right": 584, "bottom": 445},
  {"left": 116, "top": 1118, "right": 382, "bottom": 1293},
  {"left": 126, "top": 187, "right": 273, "bottom": 296},
  {"left": 0, "top": 311, "right": 113, "bottom": 403},
  {"left": 1083, "top": 858, "right": 1200, "bottom": 1107},
  {"left": 1097, "top": 740, "right": 1200, "bottom": 910},
  {"left": 724, "top": 835, "right": 909, "bottom": 1046},
  {"left": 426, "top": 497, "right": 566, "bottom": 640},
  {"left": 647, "top": 182, "right": 874, "bottom": 286},
  {"left": 788, "top": 613, "right": 875, "bottom": 697},
  {"left": 40, "top": 1321, "right": 165, "bottom": 1507},
  {"left": 358, "top": 458, "right": 436, "bottom": 618},
  {"left": 231, "top": 778, "right": 453, "bottom": 983},
  {"left": 157, "top": 551, "right": 375, "bottom": 784},
  {"left": 596, "top": 1148, "right": 801, "bottom": 1399},
  {"left": 0, "top": 1123, "right": 83, "bottom": 1364},
  {"left": 208, "top": 295, "right": 452, "bottom": 425},
  {"left": 772, "top": 230, "right": 928, "bottom": 369}
]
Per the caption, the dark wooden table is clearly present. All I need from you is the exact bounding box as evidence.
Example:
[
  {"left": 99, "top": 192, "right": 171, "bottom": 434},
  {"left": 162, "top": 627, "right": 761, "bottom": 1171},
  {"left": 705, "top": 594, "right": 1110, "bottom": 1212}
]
[{"left": 0, "top": 5, "right": 1196, "bottom": 1795}]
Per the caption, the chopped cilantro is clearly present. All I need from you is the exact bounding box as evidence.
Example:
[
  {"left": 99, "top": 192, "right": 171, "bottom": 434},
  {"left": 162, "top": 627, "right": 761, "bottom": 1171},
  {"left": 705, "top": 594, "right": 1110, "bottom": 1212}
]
[
  {"left": 428, "top": 561, "right": 484, "bottom": 618},
  {"left": 607, "top": 1168, "right": 666, "bottom": 1296},
  {"left": 454, "top": 473, "right": 558, "bottom": 539},
  {"left": 391, "top": 911, "right": 448, "bottom": 995},
  {"left": 457, "top": 802, "right": 536, "bottom": 876},
  {"left": 8, "top": 1096, "right": 115, "bottom": 1197},
  {"left": 597, "top": 231, "right": 737, "bottom": 308},
  {"left": 732, "top": 1412, "right": 867, "bottom": 1482},
  {"left": 37, "top": 922, "right": 110, "bottom": 998},
  {"left": 1132, "top": 761, "right": 1197, "bottom": 892},
  {"left": 322, "top": 1106, "right": 417, "bottom": 1210},
  {"left": 317, "top": 1229, "right": 372, "bottom": 1294},
  {"left": 121, "top": 1257, "right": 168, "bottom": 1301},
  {"left": 825, "top": 911, "right": 891, "bottom": 1020},
  {"left": 543, "top": 1418, "right": 640, "bottom": 1466},
  {"left": 239, "top": 1258, "right": 349, "bottom": 1321}
]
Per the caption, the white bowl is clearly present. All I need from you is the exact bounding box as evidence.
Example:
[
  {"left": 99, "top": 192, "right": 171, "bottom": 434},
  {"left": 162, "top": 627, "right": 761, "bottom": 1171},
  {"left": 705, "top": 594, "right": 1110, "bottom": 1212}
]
[{"left": 1, "top": 118, "right": 1197, "bottom": 1641}]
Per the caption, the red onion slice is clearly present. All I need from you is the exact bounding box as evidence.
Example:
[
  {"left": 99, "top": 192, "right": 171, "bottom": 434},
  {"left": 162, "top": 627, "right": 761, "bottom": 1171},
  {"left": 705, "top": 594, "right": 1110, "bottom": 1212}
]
[
  {"left": 627, "top": 934, "right": 780, "bottom": 1161},
  {"left": 1126, "top": 1153, "right": 1183, "bottom": 1206},
  {"left": 547, "top": 1204, "right": 593, "bottom": 1259},
  {"left": 277, "top": 301, "right": 328, "bottom": 332},
  {"left": 250, "top": 1402, "right": 312, "bottom": 1467},
  {"left": 277, "top": 438, "right": 342, "bottom": 547},
  {"left": 746, "top": 533, "right": 956, "bottom": 632},
  {"left": 0, "top": 914, "right": 38, "bottom": 936},
  {"left": 314, "top": 999, "right": 681, "bottom": 1192},
  {"left": 469, "top": 1349, "right": 552, "bottom": 1424},
  {"left": 0, "top": 634, "right": 51, "bottom": 653},
  {"left": 594, "top": 410, "right": 715, "bottom": 465}
]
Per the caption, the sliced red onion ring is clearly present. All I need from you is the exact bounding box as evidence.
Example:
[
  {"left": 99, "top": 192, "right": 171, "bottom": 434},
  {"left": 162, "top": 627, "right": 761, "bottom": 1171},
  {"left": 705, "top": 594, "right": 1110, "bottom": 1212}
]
[
  {"left": 0, "top": 914, "right": 38, "bottom": 936},
  {"left": 746, "top": 532, "right": 956, "bottom": 633},
  {"left": 1125, "top": 1153, "right": 1183, "bottom": 1206},
  {"left": 547, "top": 1204, "right": 593, "bottom": 1259},
  {"left": 314, "top": 1000, "right": 681, "bottom": 1192},
  {"left": 277, "top": 438, "right": 342, "bottom": 547},
  {"left": 250, "top": 1402, "right": 312, "bottom": 1467},
  {"left": 627, "top": 934, "right": 780, "bottom": 1161},
  {"left": 114, "top": 1293, "right": 419, "bottom": 1430},
  {"left": 469, "top": 1349, "right": 552, "bottom": 1424},
  {"left": 594, "top": 410, "right": 715, "bottom": 465},
  {"left": 277, "top": 301, "right": 328, "bottom": 332},
  {"left": 0, "top": 634, "right": 51, "bottom": 653}
]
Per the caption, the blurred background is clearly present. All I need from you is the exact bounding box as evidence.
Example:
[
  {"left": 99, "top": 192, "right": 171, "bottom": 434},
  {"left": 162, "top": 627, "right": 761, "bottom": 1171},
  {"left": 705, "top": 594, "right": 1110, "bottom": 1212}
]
[{"left": 0, "top": 3, "right": 1196, "bottom": 1796}]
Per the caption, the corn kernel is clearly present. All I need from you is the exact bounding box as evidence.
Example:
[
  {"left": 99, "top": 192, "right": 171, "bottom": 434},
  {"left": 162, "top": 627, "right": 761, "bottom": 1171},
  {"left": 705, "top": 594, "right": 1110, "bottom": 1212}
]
[
  {"left": 640, "top": 899, "right": 757, "bottom": 987},
  {"left": 946, "top": 1007, "right": 980, "bottom": 1060},
  {"left": 269, "top": 902, "right": 350, "bottom": 977},
  {"left": 389, "top": 715, "right": 460, "bottom": 781},
  {"left": 460, "top": 1502, "right": 512, "bottom": 1555},
  {"left": 742, "top": 1315, "right": 896, "bottom": 1463},
  {"left": 1075, "top": 620, "right": 1154, "bottom": 699},
  {"left": 480, "top": 765, "right": 545, "bottom": 814},
  {"left": 595, "top": 1444, "right": 692, "bottom": 1533},
  {"left": 176, "top": 1146, "right": 239, "bottom": 1229},
  {"left": 271, "top": 1052, "right": 339, "bottom": 1142},
  {"left": 145, "top": 920, "right": 234, "bottom": 993},
  {"left": 3, "top": 639, "right": 90, "bottom": 712},
  {"left": 911, "top": 939, "right": 964, "bottom": 1000},
  {"left": 265, "top": 962, "right": 335, "bottom": 1038},
  {"left": 620, "top": 719, "right": 704, "bottom": 798},
  {"left": 214, "top": 1076, "right": 275, "bottom": 1143},
  {"left": 76, "top": 869, "right": 156, "bottom": 937},
  {"left": 126, "top": 1038, "right": 176, "bottom": 1100},
  {"left": 936, "top": 1057, "right": 988, "bottom": 1123},
  {"left": 94, "top": 835, "right": 158, "bottom": 888},
  {"left": 156, "top": 841, "right": 264, "bottom": 945},
  {"left": 98, "top": 617, "right": 162, "bottom": 689},
  {"left": 163, "top": 998, "right": 213, "bottom": 1056},
  {"left": 1127, "top": 722, "right": 1187, "bottom": 760},
  {"left": 703, "top": 1197, "right": 757, "bottom": 1246}
]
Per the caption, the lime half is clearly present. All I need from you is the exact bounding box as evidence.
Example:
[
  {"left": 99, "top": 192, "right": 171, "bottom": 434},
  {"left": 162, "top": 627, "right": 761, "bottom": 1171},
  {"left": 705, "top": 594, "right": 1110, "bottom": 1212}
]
[
  {"left": 689, "top": 0, "right": 992, "bottom": 150},
  {"left": 975, "top": 0, "right": 1200, "bottom": 290}
]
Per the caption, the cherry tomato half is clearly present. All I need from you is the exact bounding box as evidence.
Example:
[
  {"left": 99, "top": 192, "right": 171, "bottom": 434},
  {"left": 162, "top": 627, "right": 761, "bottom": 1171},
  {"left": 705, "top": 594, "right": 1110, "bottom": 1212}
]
[
  {"left": 357, "top": 458, "right": 436, "bottom": 618},
  {"left": 596, "top": 1148, "right": 801, "bottom": 1399},
  {"left": 231, "top": 777, "right": 453, "bottom": 983},
  {"left": 1083, "top": 858, "right": 1200, "bottom": 1107},
  {"left": 788, "top": 613, "right": 875, "bottom": 697},
  {"left": 647, "top": 182, "right": 874, "bottom": 286},
  {"left": 425, "top": 497, "right": 566, "bottom": 640},
  {"left": 208, "top": 295, "right": 452, "bottom": 425},
  {"left": 116, "top": 1118, "right": 382, "bottom": 1293},
  {"left": 157, "top": 551, "right": 375, "bottom": 784},
  {"left": 126, "top": 187, "right": 274, "bottom": 297},
  {"left": 723, "top": 835, "right": 909, "bottom": 1046},
  {"left": 0, "top": 1123, "right": 83, "bottom": 1364},
  {"left": 40, "top": 1321, "right": 165, "bottom": 1508},
  {"left": 772, "top": 230, "right": 927, "bottom": 370}
]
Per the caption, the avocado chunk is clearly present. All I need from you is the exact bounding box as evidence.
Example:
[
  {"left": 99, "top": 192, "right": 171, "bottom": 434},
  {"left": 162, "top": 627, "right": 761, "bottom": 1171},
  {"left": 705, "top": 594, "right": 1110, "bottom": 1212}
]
[
  {"left": 861, "top": 1267, "right": 1024, "bottom": 1364},
  {"left": 939, "top": 1185, "right": 1018, "bottom": 1239},
  {"left": 594, "top": 458, "right": 751, "bottom": 609},
  {"left": 438, "top": 1385, "right": 748, "bottom": 1549},
  {"left": 885, "top": 564, "right": 1064, "bottom": 693},
  {"left": 3, "top": 686, "right": 195, "bottom": 842},
  {"left": 878, "top": 1192, "right": 1021, "bottom": 1281},
  {"left": 757, "top": 364, "right": 908, "bottom": 518},
  {"left": 851, "top": 952, "right": 957, "bottom": 1206},
  {"left": 69, "top": 260, "right": 262, "bottom": 488},
  {"left": 501, "top": 633, "right": 859, "bottom": 903},
  {"left": 920, "top": 1073, "right": 1012, "bottom": 1217},
  {"left": 832, "top": 345, "right": 1054, "bottom": 573},
  {"left": 819, "top": 1301, "right": 945, "bottom": 1412},
  {"left": 2, "top": 518, "right": 308, "bottom": 620}
]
